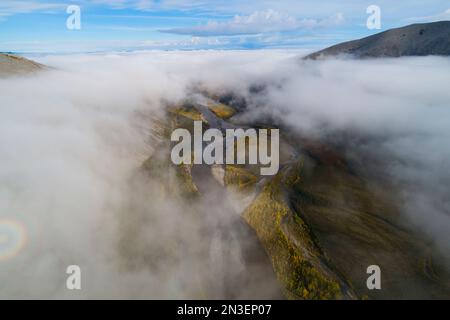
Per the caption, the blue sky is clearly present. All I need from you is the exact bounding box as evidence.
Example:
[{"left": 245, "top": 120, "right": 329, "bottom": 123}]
[{"left": 0, "top": 0, "right": 449, "bottom": 53}]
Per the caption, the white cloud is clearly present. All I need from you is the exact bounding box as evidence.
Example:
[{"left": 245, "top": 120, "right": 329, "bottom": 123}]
[
  {"left": 1, "top": 52, "right": 450, "bottom": 299},
  {"left": 406, "top": 8, "right": 450, "bottom": 23},
  {"left": 0, "top": 50, "right": 294, "bottom": 299},
  {"left": 0, "top": 1, "right": 65, "bottom": 17},
  {"left": 160, "top": 10, "right": 345, "bottom": 36},
  {"left": 240, "top": 56, "right": 450, "bottom": 263},
  {"left": 91, "top": 0, "right": 209, "bottom": 11}
]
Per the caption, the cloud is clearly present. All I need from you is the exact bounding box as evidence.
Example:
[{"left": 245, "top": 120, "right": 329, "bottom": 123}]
[
  {"left": 238, "top": 56, "right": 450, "bottom": 263},
  {"left": 406, "top": 8, "right": 450, "bottom": 23},
  {"left": 0, "top": 1, "right": 65, "bottom": 17},
  {"left": 1, "top": 51, "right": 449, "bottom": 298},
  {"left": 91, "top": 0, "right": 211, "bottom": 12},
  {"left": 0, "top": 51, "right": 288, "bottom": 299},
  {"left": 160, "top": 9, "right": 344, "bottom": 36}
]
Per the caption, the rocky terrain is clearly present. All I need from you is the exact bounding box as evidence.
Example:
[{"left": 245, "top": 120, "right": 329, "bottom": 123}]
[{"left": 306, "top": 21, "right": 450, "bottom": 59}]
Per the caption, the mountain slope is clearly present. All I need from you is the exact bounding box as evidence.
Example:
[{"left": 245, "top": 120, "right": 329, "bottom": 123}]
[
  {"left": 141, "top": 92, "right": 450, "bottom": 299},
  {"left": 0, "top": 53, "right": 44, "bottom": 76},
  {"left": 305, "top": 21, "right": 450, "bottom": 59}
]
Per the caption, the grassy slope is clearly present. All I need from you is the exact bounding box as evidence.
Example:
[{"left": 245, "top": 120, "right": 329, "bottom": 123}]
[
  {"left": 242, "top": 169, "right": 346, "bottom": 299},
  {"left": 139, "top": 97, "right": 450, "bottom": 299}
]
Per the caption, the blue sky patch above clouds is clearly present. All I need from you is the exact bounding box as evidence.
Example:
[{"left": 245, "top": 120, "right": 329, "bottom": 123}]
[{"left": 0, "top": 0, "right": 449, "bottom": 53}]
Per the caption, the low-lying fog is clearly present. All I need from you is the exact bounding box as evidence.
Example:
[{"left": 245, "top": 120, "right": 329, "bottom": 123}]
[{"left": 0, "top": 50, "right": 449, "bottom": 298}]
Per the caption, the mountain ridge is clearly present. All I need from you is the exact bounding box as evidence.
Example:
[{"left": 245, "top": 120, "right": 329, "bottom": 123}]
[{"left": 305, "top": 21, "right": 450, "bottom": 59}]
